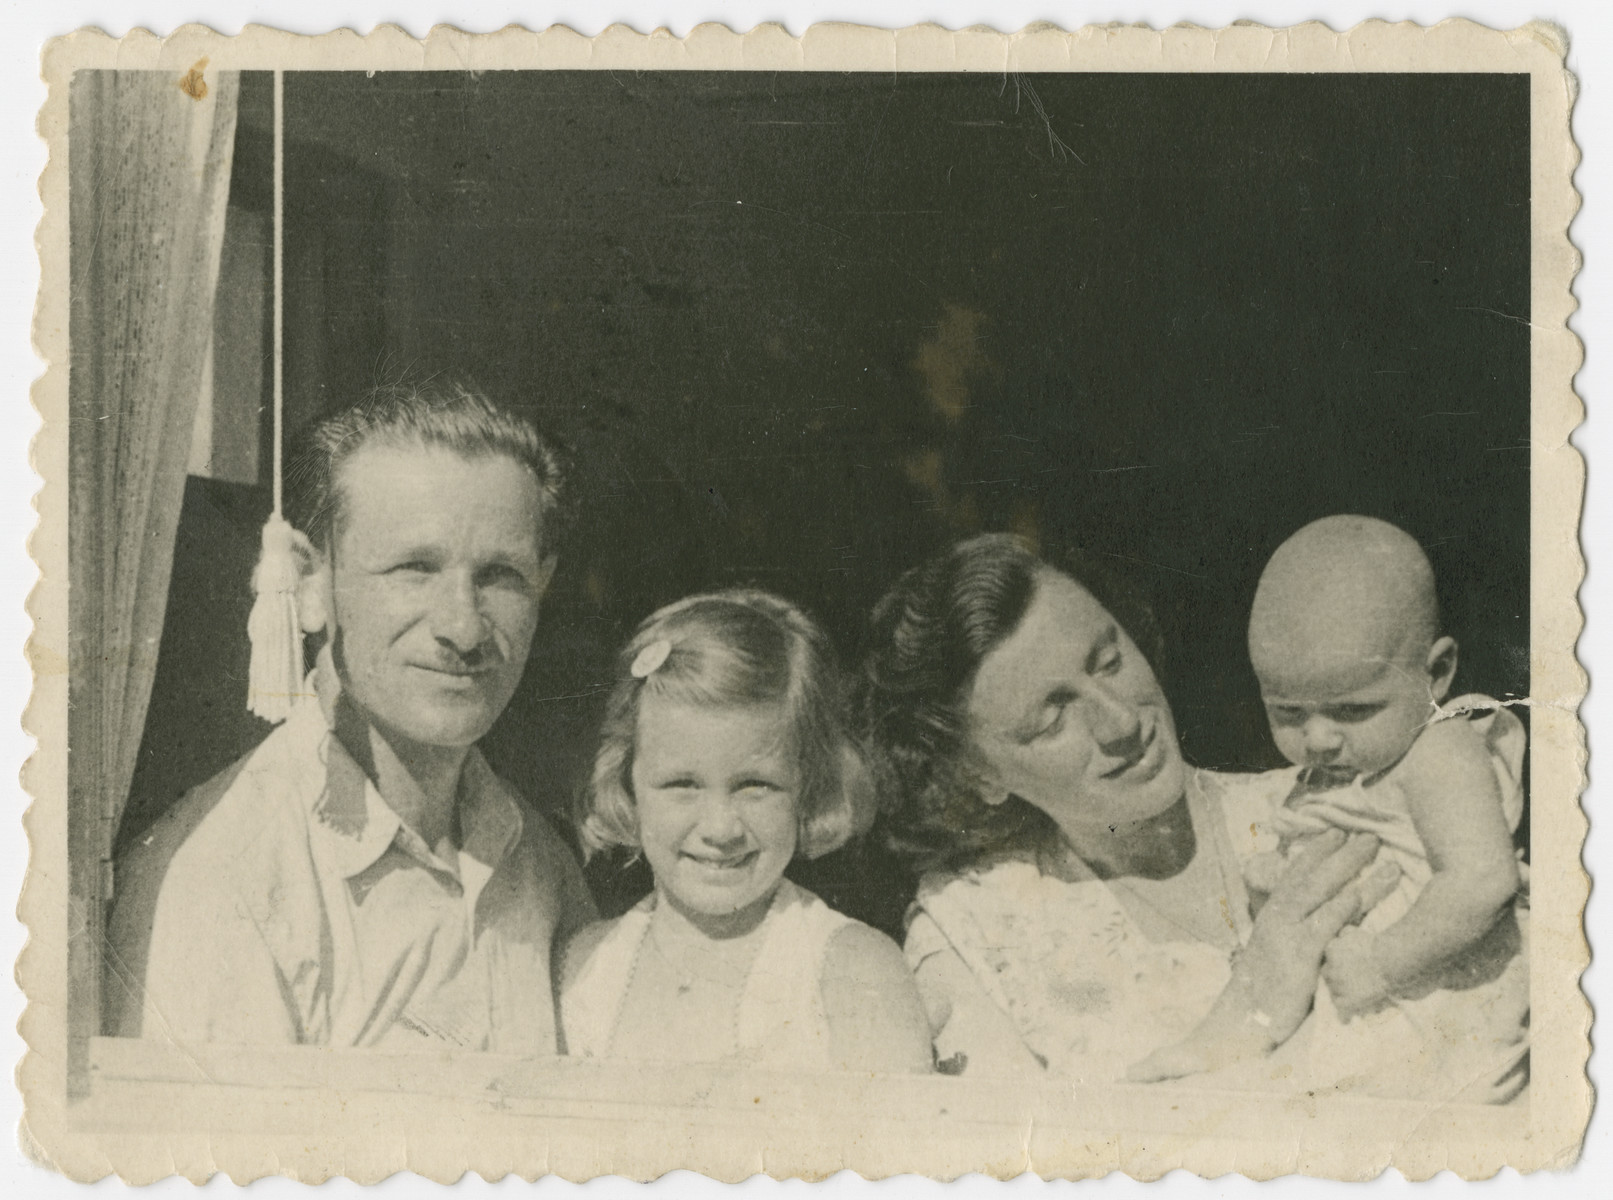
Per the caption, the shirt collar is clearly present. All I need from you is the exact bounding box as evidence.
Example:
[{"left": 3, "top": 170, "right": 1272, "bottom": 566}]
[
  {"left": 286, "top": 671, "right": 525, "bottom": 883},
  {"left": 455, "top": 752, "right": 524, "bottom": 876}
]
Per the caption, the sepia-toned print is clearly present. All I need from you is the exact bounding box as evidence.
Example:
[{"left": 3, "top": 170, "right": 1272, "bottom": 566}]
[{"left": 21, "top": 19, "right": 1587, "bottom": 1182}]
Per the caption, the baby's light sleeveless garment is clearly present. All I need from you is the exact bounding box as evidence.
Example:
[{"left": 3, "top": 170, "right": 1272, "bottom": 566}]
[
  {"left": 560, "top": 879, "right": 856, "bottom": 1070},
  {"left": 1222, "top": 696, "right": 1530, "bottom": 1102}
]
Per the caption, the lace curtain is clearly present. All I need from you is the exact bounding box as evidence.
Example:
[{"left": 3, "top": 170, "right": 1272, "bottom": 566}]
[{"left": 68, "top": 65, "right": 240, "bottom": 1045}]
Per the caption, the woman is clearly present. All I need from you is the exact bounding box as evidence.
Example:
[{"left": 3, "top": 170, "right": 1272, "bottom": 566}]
[{"left": 862, "top": 533, "right": 1401, "bottom": 1085}]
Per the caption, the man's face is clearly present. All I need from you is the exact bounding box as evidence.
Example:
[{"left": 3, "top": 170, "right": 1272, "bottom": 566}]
[{"left": 323, "top": 442, "right": 555, "bottom": 757}]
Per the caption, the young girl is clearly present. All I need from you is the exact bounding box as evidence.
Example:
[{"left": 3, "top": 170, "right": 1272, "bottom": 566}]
[{"left": 558, "top": 590, "right": 933, "bottom": 1073}]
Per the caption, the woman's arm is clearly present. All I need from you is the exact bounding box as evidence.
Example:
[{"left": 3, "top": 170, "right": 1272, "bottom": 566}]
[
  {"left": 820, "top": 923, "right": 935, "bottom": 1074},
  {"left": 909, "top": 938, "right": 1046, "bottom": 1076},
  {"left": 1129, "top": 828, "right": 1400, "bottom": 1083}
]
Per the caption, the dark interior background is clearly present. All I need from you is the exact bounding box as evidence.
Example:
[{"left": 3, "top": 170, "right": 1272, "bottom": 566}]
[{"left": 124, "top": 70, "right": 1532, "bottom": 937}]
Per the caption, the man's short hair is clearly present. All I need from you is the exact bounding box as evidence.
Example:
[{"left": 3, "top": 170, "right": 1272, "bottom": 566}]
[{"left": 285, "top": 377, "right": 569, "bottom": 554}]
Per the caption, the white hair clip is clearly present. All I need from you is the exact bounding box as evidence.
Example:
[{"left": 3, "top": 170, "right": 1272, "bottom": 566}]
[{"left": 631, "top": 638, "right": 673, "bottom": 679}]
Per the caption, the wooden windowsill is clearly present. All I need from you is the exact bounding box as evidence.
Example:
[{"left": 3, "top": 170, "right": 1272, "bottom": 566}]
[{"left": 67, "top": 1035, "right": 1522, "bottom": 1181}]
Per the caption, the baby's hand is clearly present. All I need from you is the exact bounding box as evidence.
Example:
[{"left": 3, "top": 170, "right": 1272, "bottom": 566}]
[
  {"left": 1242, "top": 850, "right": 1288, "bottom": 905},
  {"left": 1320, "top": 927, "right": 1393, "bottom": 1021}
]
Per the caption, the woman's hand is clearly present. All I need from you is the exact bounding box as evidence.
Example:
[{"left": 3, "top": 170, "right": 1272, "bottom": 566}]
[
  {"left": 1127, "top": 829, "right": 1401, "bottom": 1083},
  {"left": 1229, "top": 830, "right": 1402, "bottom": 1041}
]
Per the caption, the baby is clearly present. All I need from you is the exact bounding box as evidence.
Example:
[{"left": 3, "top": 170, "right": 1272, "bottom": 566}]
[
  {"left": 1241, "top": 515, "right": 1529, "bottom": 1097},
  {"left": 558, "top": 589, "right": 933, "bottom": 1074}
]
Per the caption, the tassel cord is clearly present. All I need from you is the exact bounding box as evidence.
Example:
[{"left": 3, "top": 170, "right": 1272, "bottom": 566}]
[{"left": 246, "top": 70, "right": 302, "bottom": 724}]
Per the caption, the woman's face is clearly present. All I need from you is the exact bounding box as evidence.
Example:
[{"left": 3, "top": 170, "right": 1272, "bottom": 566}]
[{"left": 965, "top": 568, "right": 1186, "bottom": 835}]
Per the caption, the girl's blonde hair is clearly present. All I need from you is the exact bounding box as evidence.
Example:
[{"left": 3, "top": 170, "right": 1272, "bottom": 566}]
[{"left": 579, "top": 589, "right": 875, "bottom": 861}]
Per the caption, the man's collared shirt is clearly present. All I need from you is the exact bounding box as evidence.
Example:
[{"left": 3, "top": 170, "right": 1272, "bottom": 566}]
[{"left": 107, "top": 689, "right": 597, "bottom": 1052}]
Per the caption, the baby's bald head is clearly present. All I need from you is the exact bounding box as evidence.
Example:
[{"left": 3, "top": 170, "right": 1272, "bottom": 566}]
[{"left": 1249, "top": 516, "right": 1440, "bottom": 697}]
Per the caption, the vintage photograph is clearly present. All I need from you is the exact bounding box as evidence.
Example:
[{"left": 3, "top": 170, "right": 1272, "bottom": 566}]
[{"left": 21, "top": 20, "right": 1587, "bottom": 1182}]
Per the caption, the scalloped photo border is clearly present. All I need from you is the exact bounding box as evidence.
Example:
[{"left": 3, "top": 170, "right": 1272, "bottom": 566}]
[{"left": 21, "top": 18, "right": 1587, "bottom": 1183}]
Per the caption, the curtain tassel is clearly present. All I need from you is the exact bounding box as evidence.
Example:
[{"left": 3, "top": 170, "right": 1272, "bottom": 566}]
[
  {"left": 246, "top": 514, "right": 302, "bottom": 723},
  {"left": 247, "top": 69, "right": 297, "bottom": 725}
]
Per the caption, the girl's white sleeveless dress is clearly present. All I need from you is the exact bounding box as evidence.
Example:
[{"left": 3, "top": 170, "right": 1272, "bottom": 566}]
[{"left": 560, "top": 879, "right": 857, "bottom": 1070}]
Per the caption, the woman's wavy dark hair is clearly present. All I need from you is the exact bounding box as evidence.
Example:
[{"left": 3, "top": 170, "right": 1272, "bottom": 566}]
[{"left": 861, "top": 533, "right": 1166, "bottom": 874}]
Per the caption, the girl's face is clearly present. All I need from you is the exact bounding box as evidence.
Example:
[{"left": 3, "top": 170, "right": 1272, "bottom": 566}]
[
  {"left": 966, "top": 568, "right": 1187, "bottom": 836},
  {"left": 630, "top": 694, "right": 800, "bottom": 930}
]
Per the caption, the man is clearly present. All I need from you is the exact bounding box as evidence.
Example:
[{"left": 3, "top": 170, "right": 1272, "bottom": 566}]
[{"left": 106, "top": 380, "right": 597, "bottom": 1051}]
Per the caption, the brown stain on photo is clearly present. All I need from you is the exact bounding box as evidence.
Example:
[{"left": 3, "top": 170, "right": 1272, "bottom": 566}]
[
  {"left": 911, "top": 302, "right": 988, "bottom": 425},
  {"left": 178, "top": 58, "right": 209, "bottom": 101}
]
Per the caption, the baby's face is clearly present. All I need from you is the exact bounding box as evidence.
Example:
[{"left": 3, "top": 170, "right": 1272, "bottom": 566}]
[{"left": 1254, "top": 650, "right": 1435, "bottom": 782}]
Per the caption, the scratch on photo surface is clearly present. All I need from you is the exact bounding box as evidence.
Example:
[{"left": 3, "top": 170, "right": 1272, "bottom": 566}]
[
  {"left": 1013, "top": 74, "right": 1085, "bottom": 166},
  {"left": 1103, "top": 551, "right": 1208, "bottom": 581},
  {"left": 1455, "top": 305, "right": 1533, "bottom": 328}
]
